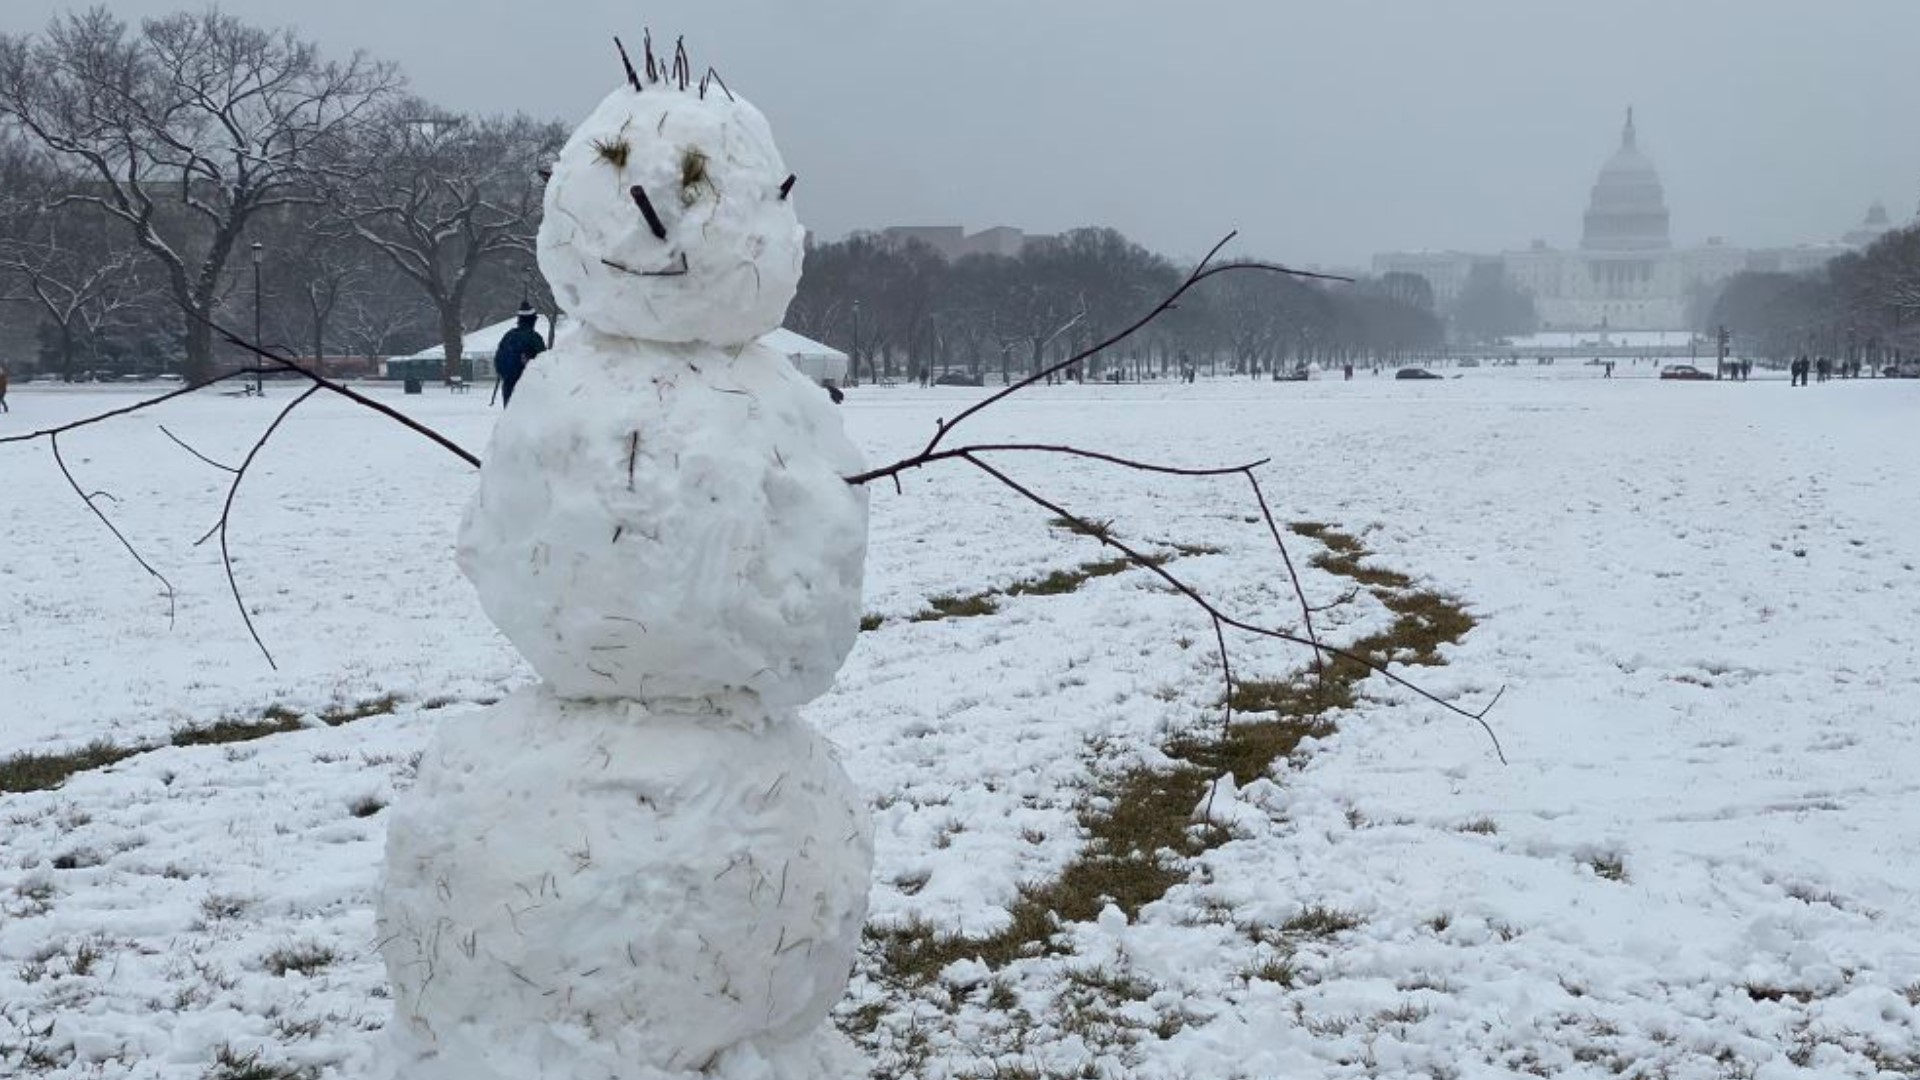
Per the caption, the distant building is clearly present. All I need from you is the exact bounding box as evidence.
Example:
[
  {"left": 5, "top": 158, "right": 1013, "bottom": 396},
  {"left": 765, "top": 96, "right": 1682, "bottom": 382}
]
[
  {"left": 1842, "top": 201, "right": 1896, "bottom": 249},
  {"left": 1373, "top": 110, "right": 1896, "bottom": 332},
  {"left": 878, "top": 225, "right": 1052, "bottom": 260}
]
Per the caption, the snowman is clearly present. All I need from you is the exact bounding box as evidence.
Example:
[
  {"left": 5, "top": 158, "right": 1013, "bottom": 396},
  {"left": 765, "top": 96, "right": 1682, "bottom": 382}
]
[{"left": 376, "top": 41, "right": 873, "bottom": 1080}]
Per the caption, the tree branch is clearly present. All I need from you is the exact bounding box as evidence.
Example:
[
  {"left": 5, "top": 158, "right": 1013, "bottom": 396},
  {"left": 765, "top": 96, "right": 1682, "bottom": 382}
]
[
  {"left": 958, "top": 452, "right": 1507, "bottom": 763},
  {"left": 1245, "top": 471, "right": 1324, "bottom": 676},
  {"left": 158, "top": 424, "right": 238, "bottom": 472},
  {"left": 207, "top": 322, "right": 480, "bottom": 468},
  {"left": 846, "top": 443, "right": 1268, "bottom": 488},
  {"left": 910, "top": 233, "right": 1350, "bottom": 460},
  {"left": 48, "top": 431, "right": 177, "bottom": 627},
  {"left": 194, "top": 384, "right": 320, "bottom": 668}
]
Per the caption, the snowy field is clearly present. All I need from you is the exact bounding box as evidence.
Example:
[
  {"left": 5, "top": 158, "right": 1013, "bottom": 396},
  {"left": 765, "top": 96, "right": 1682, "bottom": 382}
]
[{"left": 3, "top": 366, "right": 1919, "bottom": 1078}]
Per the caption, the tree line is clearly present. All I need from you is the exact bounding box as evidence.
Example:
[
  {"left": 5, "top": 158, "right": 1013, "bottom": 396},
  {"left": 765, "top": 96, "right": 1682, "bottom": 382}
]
[
  {"left": 0, "top": 8, "right": 561, "bottom": 383},
  {"left": 789, "top": 231, "right": 1449, "bottom": 385},
  {"left": 0, "top": 7, "right": 1458, "bottom": 387},
  {"left": 1706, "top": 225, "right": 1920, "bottom": 366}
]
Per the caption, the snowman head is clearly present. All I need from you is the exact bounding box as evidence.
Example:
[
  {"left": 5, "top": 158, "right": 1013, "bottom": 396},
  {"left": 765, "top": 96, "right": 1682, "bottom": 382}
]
[{"left": 537, "top": 37, "right": 804, "bottom": 346}]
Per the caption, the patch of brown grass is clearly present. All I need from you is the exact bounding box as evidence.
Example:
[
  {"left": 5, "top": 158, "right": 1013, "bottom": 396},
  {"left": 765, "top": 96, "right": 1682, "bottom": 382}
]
[
  {"left": 868, "top": 519, "right": 1479, "bottom": 995},
  {"left": 0, "top": 740, "right": 139, "bottom": 795}
]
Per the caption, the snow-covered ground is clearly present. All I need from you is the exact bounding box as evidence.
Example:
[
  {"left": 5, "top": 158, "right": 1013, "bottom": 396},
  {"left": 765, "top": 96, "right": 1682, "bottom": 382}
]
[{"left": 3, "top": 366, "right": 1918, "bottom": 1078}]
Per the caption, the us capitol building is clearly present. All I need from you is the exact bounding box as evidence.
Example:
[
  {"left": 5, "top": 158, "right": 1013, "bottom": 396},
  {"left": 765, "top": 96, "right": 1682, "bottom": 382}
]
[{"left": 1373, "top": 110, "right": 1905, "bottom": 332}]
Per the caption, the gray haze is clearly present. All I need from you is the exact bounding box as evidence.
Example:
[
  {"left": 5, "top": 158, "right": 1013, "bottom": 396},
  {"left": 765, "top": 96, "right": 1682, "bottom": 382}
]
[{"left": 5, "top": 0, "right": 1916, "bottom": 268}]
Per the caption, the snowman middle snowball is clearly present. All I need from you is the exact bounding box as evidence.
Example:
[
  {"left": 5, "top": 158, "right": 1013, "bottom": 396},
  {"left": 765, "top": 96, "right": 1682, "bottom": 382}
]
[{"left": 457, "top": 81, "right": 866, "bottom": 708}]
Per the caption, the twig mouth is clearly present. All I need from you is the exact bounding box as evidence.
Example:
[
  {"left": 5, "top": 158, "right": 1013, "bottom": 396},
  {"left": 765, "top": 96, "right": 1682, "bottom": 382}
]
[{"left": 600, "top": 252, "right": 690, "bottom": 278}]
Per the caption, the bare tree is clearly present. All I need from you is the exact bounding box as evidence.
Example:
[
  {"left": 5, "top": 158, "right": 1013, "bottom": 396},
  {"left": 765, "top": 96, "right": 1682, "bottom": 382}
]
[
  {"left": 1209, "top": 269, "right": 1296, "bottom": 375},
  {"left": 1376, "top": 271, "right": 1436, "bottom": 313},
  {"left": 789, "top": 227, "right": 1454, "bottom": 381},
  {"left": 0, "top": 9, "right": 397, "bottom": 383},
  {"left": 331, "top": 100, "right": 561, "bottom": 382},
  {"left": 260, "top": 219, "right": 374, "bottom": 374},
  {"left": 339, "top": 283, "right": 430, "bottom": 365},
  {"left": 1450, "top": 261, "right": 1537, "bottom": 344},
  {"left": 0, "top": 135, "right": 158, "bottom": 379}
]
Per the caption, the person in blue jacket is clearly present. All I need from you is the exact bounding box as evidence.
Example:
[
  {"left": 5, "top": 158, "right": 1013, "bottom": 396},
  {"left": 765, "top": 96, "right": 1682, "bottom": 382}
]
[{"left": 493, "top": 302, "right": 546, "bottom": 405}]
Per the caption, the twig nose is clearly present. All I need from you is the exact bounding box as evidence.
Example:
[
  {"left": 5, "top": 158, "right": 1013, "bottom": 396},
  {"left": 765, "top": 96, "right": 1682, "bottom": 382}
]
[{"left": 630, "top": 185, "right": 667, "bottom": 240}]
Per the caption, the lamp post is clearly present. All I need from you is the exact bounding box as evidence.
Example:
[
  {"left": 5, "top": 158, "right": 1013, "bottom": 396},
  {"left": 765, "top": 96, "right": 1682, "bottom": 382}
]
[
  {"left": 251, "top": 241, "right": 264, "bottom": 396},
  {"left": 850, "top": 299, "right": 862, "bottom": 387}
]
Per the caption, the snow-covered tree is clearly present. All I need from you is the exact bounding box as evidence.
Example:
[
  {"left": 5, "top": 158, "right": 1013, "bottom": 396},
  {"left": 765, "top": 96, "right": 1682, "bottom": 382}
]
[
  {"left": 330, "top": 100, "right": 563, "bottom": 381},
  {"left": 0, "top": 9, "right": 397, "bottom": 382}
]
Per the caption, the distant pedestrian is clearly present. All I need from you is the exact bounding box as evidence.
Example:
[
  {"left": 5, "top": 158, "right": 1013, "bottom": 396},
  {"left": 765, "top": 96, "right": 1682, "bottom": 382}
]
[
  {"left": 1343, "top": 362, "right": 1353, "bottom": 381},
  {"left": 492, "top": 302, "right": 546, "bottom": 406},
  {"left": 1815, "top": 357, "right": 1831, "bottom": 383},
  {"left": 1790, "top": 356, "right": 1807, "bottom": 387},
  {"left": 0, "top": 362, "right": 9, "bottom": 413},
  {"left": 1604, "top": 361, "right": 1614, "bottom": 378}
]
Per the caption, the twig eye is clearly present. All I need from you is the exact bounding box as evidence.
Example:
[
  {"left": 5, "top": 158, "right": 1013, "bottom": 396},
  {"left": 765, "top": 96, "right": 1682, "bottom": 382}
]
[
  {"left": 778, "top": 174, "right": 796, "bottom": 201},
  {"left": 592, "top": 137, "right": 630, "bottom": 169},
  {"left": 679, "top": 148, "right": 711, "bottom": 207}
]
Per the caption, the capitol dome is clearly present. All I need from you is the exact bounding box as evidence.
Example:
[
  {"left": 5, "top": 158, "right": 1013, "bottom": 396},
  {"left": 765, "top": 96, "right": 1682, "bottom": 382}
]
[{"left": 1581, "top": 108, "right": 1671, "bottom": 252}]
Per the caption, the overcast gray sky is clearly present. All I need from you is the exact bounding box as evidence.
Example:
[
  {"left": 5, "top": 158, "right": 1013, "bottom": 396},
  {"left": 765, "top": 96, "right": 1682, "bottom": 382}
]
[{"left": 5, "top": 1, "right": 1916, "bottom": 268}]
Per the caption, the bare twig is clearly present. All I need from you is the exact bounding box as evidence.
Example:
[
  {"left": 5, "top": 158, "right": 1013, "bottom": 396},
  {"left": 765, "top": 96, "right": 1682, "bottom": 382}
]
[
  {"left": 845, "top": 233, "right": 1504, "bottom": 760},
  {"left": 0, "top": 367, "right": 272, "bottom": 448},
  {"left": 1200, "top": 614, "right": 1235, "bottom": 825},
  {"left": 208, "top": 323, "right": 481, "bottom": 468},
  {"left": 614, "top": 37, "right": 642, "bottom": 92},
  {"left": 961, "top": 452, "right": 1508, "bottom": 763},
  {"left": 1, "top": 344, "right": 478, "bottom": 472},
  {"left": 48, "top": 432, "right": 177, "bottom": 628},
  {"left": 847, "top": 443, "right": 1268, "bottom": 488},
  {"left": 1245, "top": 471, "right": 1323, "bottom": 676},
  {"left": 4, "top": 320, "right": 483, "bottom": 664},
  {"left": 196, "top": 385, "right": 322, "bottom": 669},
  {"left": 907, "top": 233, "right": 1350, "bottom": 461},
  {"left": 158, "top": 425, "right": 238, "bottom": 473},
  {"left": 1306, "top": 586, "right": 1363, "bottom": 614},
  {"left": 1212, "top": 614, "right": 1234, "bottom": 735},
  {"left": 701, "top": 67, "right": 735, "bottom": 102}
]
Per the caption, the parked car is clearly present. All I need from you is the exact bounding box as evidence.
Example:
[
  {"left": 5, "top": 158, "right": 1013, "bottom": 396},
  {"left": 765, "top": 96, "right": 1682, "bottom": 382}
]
[
  {"left": 932, "top": 371, "right": 984, "bottom": 387},
  {"left": 1456, "top": 357, "right": 1481, "bottom": 368},
  {"left": 1658, "top": 364, "right": 1714, "bottom": 381},
  {"left": 1395, "top": 367, "right": 1443, "bottom": 380},
  {"left": 1882, "top": 363, "right": 1920, "bottom": 379}
]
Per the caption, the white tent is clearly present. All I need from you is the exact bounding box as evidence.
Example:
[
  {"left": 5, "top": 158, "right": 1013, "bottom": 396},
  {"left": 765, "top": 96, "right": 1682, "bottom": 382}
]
[
  {"left": 384, "top": 316, "right": 558, "bottom": 377},
  {"left": 759, "top": 327, "right": 848, "bottom": 385},
  {"left": 389, "top": 319, "right": 848, "bottom": 385}
]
